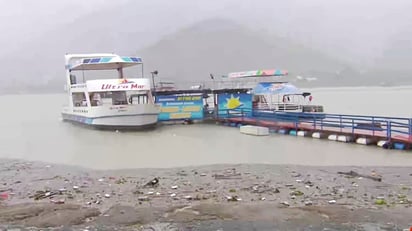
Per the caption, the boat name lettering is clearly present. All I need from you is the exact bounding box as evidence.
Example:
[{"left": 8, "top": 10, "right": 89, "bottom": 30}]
[
  {"left": 101, "top": 83, "right": 145, "bottom": 90},
  {"left": 109, "top": 106, "right": 127, "bottom": 110},
  {"left": 73, "top": 109, "right": 88, "bottom": 113}
]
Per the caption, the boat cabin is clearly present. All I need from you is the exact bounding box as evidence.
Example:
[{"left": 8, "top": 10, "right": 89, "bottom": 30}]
[
  {"left": 70, "top": 78, "right": 153, "bottom": 108},
  {"left": 65, "top": 54, "right": 154, "bottom": 109}
]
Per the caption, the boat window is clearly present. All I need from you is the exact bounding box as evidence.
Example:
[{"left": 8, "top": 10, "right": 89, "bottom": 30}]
[
  {"left": 69, "top": 74, "right": 77, "bottom": 84},
  {"left": 128, "top": 93, "right": 149, "bottom": 104},
  {"left": 137, "top": 94, "right": 148, "bottom": 104},
  {"left": 112, "top": 91, "right": 128, "bottom": 105},
  {"left": 72, "top": 92, "right": 88, "bottom": 107},
  {"left": 89, "top": 92, "right": 103, "bottom": 107}
]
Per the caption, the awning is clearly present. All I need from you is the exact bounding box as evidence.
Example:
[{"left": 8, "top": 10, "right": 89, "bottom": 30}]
[
  {"left": 253, "top": 82, "right": 302, "bottom": 95},
  {"left": 70, "top": 56, "right": 142, "bottom": 71}
]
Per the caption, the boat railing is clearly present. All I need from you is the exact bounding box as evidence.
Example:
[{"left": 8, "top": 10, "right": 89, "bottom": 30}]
[
  {"left": 215, "top": 108, "right": 412, "bottom": 142},
  {"left": 254, "top": 102, "right": 303, "bottom": 111}
]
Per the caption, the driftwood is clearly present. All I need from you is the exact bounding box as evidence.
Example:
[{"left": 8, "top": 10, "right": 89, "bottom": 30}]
[
  {"left": 337, "top": 170, "right": 382, "bottom": 182},
  {"left": 29, "top": 191, "right": 59, "bottom": 200},
  {"left": 213, "top": 173, "right": 242, "bottom": 180}
]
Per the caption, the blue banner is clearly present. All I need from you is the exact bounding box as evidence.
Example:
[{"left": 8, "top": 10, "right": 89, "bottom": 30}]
[
  {"left": 217, "top": 93, "right": 252, "bottom": 117},
  {"left": 156, "top": 95, "right": 204, "bottom": 121}
]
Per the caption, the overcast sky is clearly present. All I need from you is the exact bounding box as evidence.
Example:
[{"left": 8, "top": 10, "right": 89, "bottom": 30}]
[{"left": 1, "top": 0, "right": 411, "bottom": 72}]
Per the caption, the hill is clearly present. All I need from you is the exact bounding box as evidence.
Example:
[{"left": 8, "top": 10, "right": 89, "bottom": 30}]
[{"left": 137, "top": 18, "right": 355, "bottom": 87}]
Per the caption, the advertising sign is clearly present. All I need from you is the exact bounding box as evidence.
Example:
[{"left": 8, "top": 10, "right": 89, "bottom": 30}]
[
  {"left": 227, "top": 69, "right": 288, "bottom": 78},
  {"left": 156, "top": 95, "right": 204, "bottom": 121},
  {"left": 217, "top": 93, "right": 252, "bottom": 117}
]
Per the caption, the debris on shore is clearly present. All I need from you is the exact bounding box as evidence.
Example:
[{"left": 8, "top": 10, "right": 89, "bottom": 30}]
[{"left": 0, "top": 159, "right": 411, "bottom": 229}]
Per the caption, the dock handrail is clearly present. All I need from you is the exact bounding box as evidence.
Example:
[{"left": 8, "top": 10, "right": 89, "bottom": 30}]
[{"left": 215, "top": 108, "right": 412, "bottom": 142}]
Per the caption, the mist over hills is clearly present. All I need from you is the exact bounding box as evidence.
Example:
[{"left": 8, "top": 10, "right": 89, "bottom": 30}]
[{"left": 138, "top": 19, "right": 350, "bottom": 84}]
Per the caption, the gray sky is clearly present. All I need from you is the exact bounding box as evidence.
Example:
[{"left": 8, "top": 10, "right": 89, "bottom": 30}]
[
  {"left": 1, "top": 0, "right": 411, "bottom": 87},
  {"left": 2, "top": 0, "right": 411, "bottom": 64}
]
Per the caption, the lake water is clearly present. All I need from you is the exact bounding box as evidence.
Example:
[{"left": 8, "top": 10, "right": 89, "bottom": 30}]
[{"left": 1, "top": 86, "right": 412, "bottom": 170}]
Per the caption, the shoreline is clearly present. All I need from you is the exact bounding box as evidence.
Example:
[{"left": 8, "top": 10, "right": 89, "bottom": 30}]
[
  {"left": 1, "top": 158, "right": 411, "bottom": 230},
  {"left": 2, "top": 84, "right": 412, "bottom": 97}
]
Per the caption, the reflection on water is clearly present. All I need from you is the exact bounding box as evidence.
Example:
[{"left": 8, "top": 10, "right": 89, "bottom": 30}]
[{"left": 0, "top": 87, "right": 412, "bottom": 170}]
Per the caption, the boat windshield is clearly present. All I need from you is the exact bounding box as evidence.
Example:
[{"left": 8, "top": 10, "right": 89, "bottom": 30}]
[
  {"left": 88, "top": 90, "right": 153, "bottom": 107},
  {"left": 253, "top": 93, "right": 311, "bottom": 111}
]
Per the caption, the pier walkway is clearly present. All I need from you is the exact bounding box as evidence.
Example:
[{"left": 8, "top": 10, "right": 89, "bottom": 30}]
[
  {"left": 153, "top": 85, "right": 412, "bottom": 151},
  {"left": 212, "top": 109, "right": 412, "bottom": 150}
]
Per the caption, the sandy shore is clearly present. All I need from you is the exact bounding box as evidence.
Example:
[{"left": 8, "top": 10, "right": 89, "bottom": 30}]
[{"left": 0, "top": 158, "right": 412, "bottom": 230}]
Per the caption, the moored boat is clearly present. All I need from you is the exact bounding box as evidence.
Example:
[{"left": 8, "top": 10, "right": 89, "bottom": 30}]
[{"left": 61, "top": 53, "right": 160, "bottom": 130}]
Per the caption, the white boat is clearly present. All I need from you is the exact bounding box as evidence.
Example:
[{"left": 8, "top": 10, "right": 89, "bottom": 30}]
[
  {"left": 61, "top": 53, "right": 160, "bottom": 130},
  {"left": 252, "top": 82, "right": 324, "bottom": 113}
]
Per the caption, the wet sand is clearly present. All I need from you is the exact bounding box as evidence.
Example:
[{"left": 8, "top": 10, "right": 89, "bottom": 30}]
[{"left": 0, "top": 158, "right": 412, "bottom": 230}]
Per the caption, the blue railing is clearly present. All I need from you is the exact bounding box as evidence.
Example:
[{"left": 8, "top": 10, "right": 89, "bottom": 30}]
[{"left": 213, "top": 108, "right": 412, "bottom": 142}]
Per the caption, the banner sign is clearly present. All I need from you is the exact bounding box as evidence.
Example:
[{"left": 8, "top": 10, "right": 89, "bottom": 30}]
[
  {"left": 228, "top": 69, "right": 288, "bottom": 78},
  {"left": 217, "top": 93, "right": 252, "bottom": 117},
  {"left": 86, "top": 78, "right": 151, "bottom": 92},
  {"left": 156, "top": 95, "right": 204, "bottom": 121}
]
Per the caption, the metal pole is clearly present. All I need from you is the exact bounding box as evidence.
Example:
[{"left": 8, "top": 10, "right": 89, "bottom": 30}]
[{"left": 151, "top": 72, "right": 156, "bottom": 94}]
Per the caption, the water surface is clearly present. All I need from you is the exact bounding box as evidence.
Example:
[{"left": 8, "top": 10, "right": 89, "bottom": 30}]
[{"left": 1, "top": 87, "right": 412, "bottom": 169}]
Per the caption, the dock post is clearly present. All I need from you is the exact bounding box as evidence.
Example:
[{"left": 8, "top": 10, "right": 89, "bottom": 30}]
[
  {"left": 295, "top": 121, "right": 298, "bottom": 131},
  {"left": 313, "top": 116, "right": 316, "bottom": 130},
  {"left": 321, "top": 116, "right": 324, "bottom": 130},
  {"left": 351, "top": 119, "right": 354, "bottom": 135},
  {"left": 372, "top": 117, "right": 375, "bottom": 136},
  {"left": 386, "top": 120, "right": 391, "bottom": 142},
  {"left": 241, "top": 108, "right": 244, "bottom": 123},
  {"left": 409, "top": 119, "right": 412, "bottom": 143},
  {"left": 339, "top": 115, "right": 342, "bottom": 133}
]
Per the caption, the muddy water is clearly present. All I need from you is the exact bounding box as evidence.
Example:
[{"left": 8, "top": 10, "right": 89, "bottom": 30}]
[{"left": 1, "top": 86, "right": 412, "bottom": 170}]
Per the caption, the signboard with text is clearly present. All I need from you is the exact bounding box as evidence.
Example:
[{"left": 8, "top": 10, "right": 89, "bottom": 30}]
[{"left": 155, "top": 95, "right": 204, "bottom": 121}]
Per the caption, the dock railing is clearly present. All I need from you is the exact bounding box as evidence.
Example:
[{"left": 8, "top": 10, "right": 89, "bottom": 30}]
[{"left": 215, "top": 108, "right": 412, "bottom": 143}]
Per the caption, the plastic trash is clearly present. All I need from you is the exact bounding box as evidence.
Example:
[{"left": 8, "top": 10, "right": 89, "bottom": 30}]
[
  {"left": 0, "top": 192, "right": 9, "bottom": 200},
  {"left": 145, "top": 178, "right": 159, "bottom": 187},
  {"left": 328, "top": 200, "right": 337, "bottom": 204}
]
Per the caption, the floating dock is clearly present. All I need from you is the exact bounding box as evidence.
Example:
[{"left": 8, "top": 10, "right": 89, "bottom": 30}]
[
  {"left": 153, "top": 87, "right": 412, "bottom": 151},
  {"left": 215, "top": 109, "right": 412, "bottom": 151}
]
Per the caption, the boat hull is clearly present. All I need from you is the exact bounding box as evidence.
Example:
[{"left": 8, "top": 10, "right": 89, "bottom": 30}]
[
  {"left": 61, "top": 104, "right": 160, "bottom": 131},
  {"left": 62, "top": 113, "right": 158, "bottom": 131}
]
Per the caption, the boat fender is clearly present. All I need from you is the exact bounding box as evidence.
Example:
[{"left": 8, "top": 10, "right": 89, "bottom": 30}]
[{"left": 382, "top": 142, "right": 392, "bottom": 149}]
